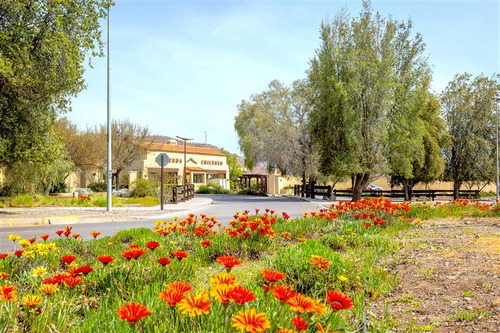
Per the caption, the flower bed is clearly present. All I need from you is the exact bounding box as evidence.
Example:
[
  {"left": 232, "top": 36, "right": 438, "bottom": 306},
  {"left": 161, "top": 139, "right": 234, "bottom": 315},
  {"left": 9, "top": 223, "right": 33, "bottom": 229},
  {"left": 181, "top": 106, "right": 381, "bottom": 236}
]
[{"left": 0, "top": 198, "right": 497, "bottom": 331}]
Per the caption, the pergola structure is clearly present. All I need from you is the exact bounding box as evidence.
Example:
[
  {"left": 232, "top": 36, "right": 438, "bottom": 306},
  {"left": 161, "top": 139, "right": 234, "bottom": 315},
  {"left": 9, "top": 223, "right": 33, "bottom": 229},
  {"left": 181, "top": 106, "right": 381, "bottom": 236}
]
[{"left": 239, "top": 174, "right": 267, "bottom": 193}]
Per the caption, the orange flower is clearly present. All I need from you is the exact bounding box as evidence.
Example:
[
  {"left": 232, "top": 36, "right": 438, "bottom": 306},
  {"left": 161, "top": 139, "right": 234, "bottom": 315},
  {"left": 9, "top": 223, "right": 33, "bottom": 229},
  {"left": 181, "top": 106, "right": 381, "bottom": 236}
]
[
  {"left": 297, "top": 238, "right": 307, "bottom": 243},
  {"left": 98, "top": 255, "right": 114, "bottom": 265},
  {"left": 277, "top": 330, "right": 297, "bottom": 333},
  {"left": 117, "top": 302, "right": 151, "bottom": 324},
  {"left": 209, "top": 272, "right": 238, "bottom": 287},
  {"left": 41, "top": 234, "right": 49, "bottom": 241},
  {"left": 326, "top": 290, "right": 353, "bottom": 311},
  {"left": 121, "top": 248, "right": 146, "bottom": 260},
  {"left": 177, "top": 292, "right": 211, "bottom": 317},
  {"left": 201, "top": 240, "right": 211, "bottom": 248},
  {"left": 287, "top": 294, "right": 317, "bottom": 314},
  {"left": 146, "top": 241, "right": 160, "bottom": 251},
  {"left": 211, "top": 285, "right": 235, "bottom": 304},
  {"left": 22, "top": 295, "right": 43, "bottom": 308},
  {"left": 291, "top": 316, "right": 308, "bottom": 331},
  {"left": 165, "top": 281, "right": 192, "bottom": 294},
  {"left": 159, "top": 289, "right": 185, "bottom": 307},
  {"left": 0, "top": 285, "right": 17, "bottom": 302},
  {"left": 172, "top": 250, "right": 188, "bottom": 260},
  {"left": 63, "top": 277, "right": 82, "bottom": 288},
  {"left": 230, "top": 285, "right": 256, "bottom": 305},
  {"left": 272, "top": 285, "right": 297, "bottom": 303},
  {"left": 61, "top": 255, "right": 76, "bottom": 264},
  {"left": 310, "top": 255, "right": 330, "bottom": 270},
  {"left": 231, "top": 309, "right": 271, "bottom": 332},
  {"left": 90, "top": 231, "right": 101, "bottom": 238},
  {"left": 316, "top": 323, "right": 338, "bottom": 333},
  {"left": 260, "top": 269, "right": 286, "bottom": 283},
  {"left": 39, "top": 284, "right": 58, "bottom": 295},
  {"left": 216, "top": 255, "right": 242, "bottom": 272}
]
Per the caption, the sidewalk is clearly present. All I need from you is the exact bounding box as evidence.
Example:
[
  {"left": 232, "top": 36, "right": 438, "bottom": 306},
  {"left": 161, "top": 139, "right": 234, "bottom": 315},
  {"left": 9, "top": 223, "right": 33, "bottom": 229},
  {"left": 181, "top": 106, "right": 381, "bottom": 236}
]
[{"left": 0, "top": 197, "right": 213, "bottom": 228}]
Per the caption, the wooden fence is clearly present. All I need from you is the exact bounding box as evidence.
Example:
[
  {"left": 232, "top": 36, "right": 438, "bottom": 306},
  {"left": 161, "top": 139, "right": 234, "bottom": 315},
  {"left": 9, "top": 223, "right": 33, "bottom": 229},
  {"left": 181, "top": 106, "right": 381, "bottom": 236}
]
[
  {"left": 171, "top": 184, "right": 195, "bottom": 204},
  {"left": 294, "top": 184, "right": 480, "bottom": 201}
]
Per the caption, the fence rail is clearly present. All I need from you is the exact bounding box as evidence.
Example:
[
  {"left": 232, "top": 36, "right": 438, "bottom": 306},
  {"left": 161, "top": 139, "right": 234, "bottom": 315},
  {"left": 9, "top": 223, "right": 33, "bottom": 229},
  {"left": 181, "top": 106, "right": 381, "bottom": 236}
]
[
  {"left": 171, "top": 184, "right": 195, "bottom": 204},
  {"left": 294, "top": 184, "right": 480, "bottom": 201}
]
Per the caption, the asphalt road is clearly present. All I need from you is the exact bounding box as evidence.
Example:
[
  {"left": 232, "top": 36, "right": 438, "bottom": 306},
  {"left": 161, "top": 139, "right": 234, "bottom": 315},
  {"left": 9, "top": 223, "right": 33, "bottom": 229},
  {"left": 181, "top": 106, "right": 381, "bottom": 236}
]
[{"left": 0, "top": 194, "right": 327, "bottom": 252}]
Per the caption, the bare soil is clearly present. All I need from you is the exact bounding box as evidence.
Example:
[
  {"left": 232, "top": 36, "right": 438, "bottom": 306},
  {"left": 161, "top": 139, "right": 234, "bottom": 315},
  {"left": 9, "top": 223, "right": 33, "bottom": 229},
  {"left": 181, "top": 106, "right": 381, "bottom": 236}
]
[{"left": 376, "top": 218, "right": 500, "bottom": 332}]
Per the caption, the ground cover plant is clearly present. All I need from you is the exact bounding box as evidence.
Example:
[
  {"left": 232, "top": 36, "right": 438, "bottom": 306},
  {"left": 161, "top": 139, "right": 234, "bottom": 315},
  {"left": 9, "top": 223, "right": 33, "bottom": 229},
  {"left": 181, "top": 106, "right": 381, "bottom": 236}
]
[
  {"left": 0, "top": 194, "right": 160, "bottom": 208},
  {"left": 0, "top": 198, "right": 498, "bottom": 332}
]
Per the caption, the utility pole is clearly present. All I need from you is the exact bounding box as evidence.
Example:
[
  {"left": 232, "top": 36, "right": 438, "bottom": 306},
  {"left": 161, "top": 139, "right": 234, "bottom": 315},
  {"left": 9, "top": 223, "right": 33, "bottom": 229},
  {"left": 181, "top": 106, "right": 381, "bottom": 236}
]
[
  {"left": 106, "top": 3, "right": 112, "bottom": 212},
  {"left": 176, "top": 136, "right": 193, "bottom": 186}
]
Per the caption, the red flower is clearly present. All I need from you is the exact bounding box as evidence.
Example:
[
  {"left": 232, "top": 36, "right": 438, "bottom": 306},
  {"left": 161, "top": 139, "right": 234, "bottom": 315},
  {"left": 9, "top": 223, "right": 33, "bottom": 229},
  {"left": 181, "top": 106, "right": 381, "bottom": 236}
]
[
  {"left": 63, "top": 277, "right": 82, "bottom": 288},
  {"left": 200, "top": 240, "right": 211, "bottom": 248},
  {"left": 0, "top": 253, "right": 8, "bottom": 260},
  {"left": 326, "top": 290, "right": 353, "bottom": 311},
  {"left": 14, "top": 250, "right": 23, "bottom": 257},
  {"left": 61, "top": 255, "right": 76, "bottom": 264},
  {"left": 159, "top": 289, "right": 185, "bottom": 307},
  {"left": 146, "top": 241, "right": 160, "bottom": 251},
  {"left": 72, "top": 233, "right": 80, "bottom": 239},
  {"left": 41, "top": 234, "right": 49, "bottom": 241},
  {"left": 98, "top": 255, "right": 114, "bottom": 265},
  {"left": 121, "top": 248, "right": 146, "bottom": 260},
  {"left": 272, "top": 285, "right": 297, "bottom": 302},
  {"left": 216, "top": 255, "right": 242, "bottom": 272},
  {"left": 28, "top": 237, "right": 36, "bottom": 244},
  {"left": 261, "top": 269, "right": 286, "bottom": 283},
  {"left": 117, "top": 302, "right": 151, "bottom": 325},
  {"left": 230, "top": 285, "right": 256, "bottom": 305},
  {"left": 157, "top": 257, "right": 171, "bottom": 266},
  {"left": 292, "top": 316, "right": 308, "bottom": 331},
  {"left": 76, "top": 266, "right": 93, "bottom": 275},
  {"left": 42, "top": 278, "right": 59, "bottom": 285},
  {"left": 364, "top": 222, "right": 371, "bottom": 227},
  {"left": 90, "top": 231, "right": 101, "bottom": 238},
  {"left": 63, "top": 230, "right": 71, "bottom": 237},
  {"left": 172, "top": 250, "right": 188, "bottom": 260},
  {"left": 56, "top": 230, "right": 64, "bottom": 237}
]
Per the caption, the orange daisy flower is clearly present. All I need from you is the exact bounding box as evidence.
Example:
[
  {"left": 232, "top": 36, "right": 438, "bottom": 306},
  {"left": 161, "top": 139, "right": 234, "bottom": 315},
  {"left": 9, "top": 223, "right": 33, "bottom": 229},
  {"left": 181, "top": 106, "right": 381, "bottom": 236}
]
[
  {"left": 216, "top": 255, "right": 242, "bottom": 272},
  {"left": 159, "top": 289, "right": 185, "bottom": 307},
  {"left": 209, "top": 272, "right": 238, "bottom": 287},
  {"left": 0, "top": 272, "right": 9, "bottom": 280},
  {"left": 0, "top": 285, "right": 17, "bottom": 302},
  {"left": 121, "top": 248, "right": 146, "bottom": 260},
  {"left": 61, "top": 255, "right": 76, "bottom": 264},
  {"left": 260, "top": 269, "right": 286, "bottom": 283},
  {"left": 210, "top": 285, "right": 235, "bottom": 304},
  {"left": 41, "top": 234, "right": 49, "bottom": 241},
  {"left": 90, "top": 231, "right": 101, "bottom": 238},
  {"left": 310, "top": 255, "right": 330, "bottom": 270},
  {"left": 291, "top": 316, "right": 308, "bottom": 331},
  {"left": 272, "top": 285, "right": 297, "bottom": 303},
  {"left": 22, "top": 295, "right": 43, "bottom": 308},
  {"left": 230, "top": 285, "right": 256, "bottom": 305},
  {"left": 201, "top": 240, "right": 211, "bottom": 248},
  {"left": 177, "top": 292, "right": 211, "bottom": 317},
  {"left": 63, "top": 277, "right": 82, "bottom": 288},
  {"left": 287, "top": 294, "right": 317, "bottom": 314},
  {"left": 39, "top": 284, "right": 58, "bottom": 295},
  {"left": 117, "top": 302, "right": 151, "bottom": 324},
  {"left": 231, "top": 309, "right": 271, "bottom": 333},
  {"left": 98, "top": 255, "right": 114, "bottom": 265},
  {"left": 165, "top": 281, "right": 192, "bottom": 294},
  {"left": 326, "top": 290, "right": 353, "bottom": 311}
]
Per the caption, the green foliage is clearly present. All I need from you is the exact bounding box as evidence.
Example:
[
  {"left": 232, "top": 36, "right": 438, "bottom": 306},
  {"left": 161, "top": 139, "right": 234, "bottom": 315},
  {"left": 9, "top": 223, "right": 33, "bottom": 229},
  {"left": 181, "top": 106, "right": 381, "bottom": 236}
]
[
  {"left": 221, "top": 149, "right": 243, "bottom": 189},
  {"left": 88, "top": 182, "right": 107, "bottom": 192},
  {"left": 196, "top": 182, "right": 230, "bottom": 194},
  {"left": 131, "top": 178, "right": 158, "bottom": 198}
]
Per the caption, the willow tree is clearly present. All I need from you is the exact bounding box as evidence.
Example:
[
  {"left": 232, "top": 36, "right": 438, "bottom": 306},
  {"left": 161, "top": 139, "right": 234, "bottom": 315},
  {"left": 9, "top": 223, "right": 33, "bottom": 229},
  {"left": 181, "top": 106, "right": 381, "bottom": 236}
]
[
  {"left": 309, "top": 2, "right": 430, "bottom": 201},
  {"left": 235, "top": 79, "right": 320, "bottom": 185},
  {"left": 442, "top": 73, "right": 500, "bottom": 199}
]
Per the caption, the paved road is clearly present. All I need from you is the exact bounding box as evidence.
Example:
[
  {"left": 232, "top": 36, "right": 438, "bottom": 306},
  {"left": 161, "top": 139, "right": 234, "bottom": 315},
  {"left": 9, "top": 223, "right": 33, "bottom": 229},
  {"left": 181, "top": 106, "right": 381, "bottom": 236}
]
[{"left": 0, "top": 195, "right": 327, "bottom": 252}]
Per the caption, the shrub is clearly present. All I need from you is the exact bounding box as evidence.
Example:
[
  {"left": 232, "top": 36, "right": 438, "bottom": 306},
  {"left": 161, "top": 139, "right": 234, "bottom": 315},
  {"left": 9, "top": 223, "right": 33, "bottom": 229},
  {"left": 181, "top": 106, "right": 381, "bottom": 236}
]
[
  {"left": 131, "top": 178, "right": 158, "bottom": 198},
  {"left": 88, "top": 182, "right": 107, "bottom": 192},
  {"left": 9, "top": 194, "right": 34, "bottom": 207},
  {"left": 196, "top": 182, "right": 230, "bottom": 194}
]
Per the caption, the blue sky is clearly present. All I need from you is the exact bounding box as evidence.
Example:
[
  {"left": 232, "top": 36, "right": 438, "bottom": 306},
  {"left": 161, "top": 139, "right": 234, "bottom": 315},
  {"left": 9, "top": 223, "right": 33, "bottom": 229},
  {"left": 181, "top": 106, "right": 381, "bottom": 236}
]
[{"left": 69, "top": 0, "right": 499, "bottom": 154}]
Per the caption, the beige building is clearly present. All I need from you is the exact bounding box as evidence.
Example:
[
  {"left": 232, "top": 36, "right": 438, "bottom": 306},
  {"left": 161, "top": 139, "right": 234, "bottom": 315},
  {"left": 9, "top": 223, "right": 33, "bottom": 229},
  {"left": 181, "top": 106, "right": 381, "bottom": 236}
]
[{"left": 125, "top": 141, "right": 230, "bottom": 190}]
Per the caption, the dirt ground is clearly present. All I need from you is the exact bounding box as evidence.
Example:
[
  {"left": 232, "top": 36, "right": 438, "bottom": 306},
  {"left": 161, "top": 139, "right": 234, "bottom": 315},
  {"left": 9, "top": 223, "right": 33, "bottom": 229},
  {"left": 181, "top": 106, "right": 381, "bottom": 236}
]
[{"left": 377, "top": 217, "right": 500, "bottom": 332}]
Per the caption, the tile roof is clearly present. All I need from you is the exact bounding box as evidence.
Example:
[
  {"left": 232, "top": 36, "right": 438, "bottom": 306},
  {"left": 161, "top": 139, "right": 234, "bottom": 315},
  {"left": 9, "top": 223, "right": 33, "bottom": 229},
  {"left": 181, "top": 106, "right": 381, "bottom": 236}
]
[{"left": 147, "top": 143, "right": 226, "bottom": 157}]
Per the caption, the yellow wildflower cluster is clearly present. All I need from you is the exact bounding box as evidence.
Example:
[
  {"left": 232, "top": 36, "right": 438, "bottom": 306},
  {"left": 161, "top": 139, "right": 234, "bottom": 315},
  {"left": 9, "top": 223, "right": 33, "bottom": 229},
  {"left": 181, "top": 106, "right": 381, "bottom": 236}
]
[{"left": 19, "top": 242, "right": 57, "bottom": 258}]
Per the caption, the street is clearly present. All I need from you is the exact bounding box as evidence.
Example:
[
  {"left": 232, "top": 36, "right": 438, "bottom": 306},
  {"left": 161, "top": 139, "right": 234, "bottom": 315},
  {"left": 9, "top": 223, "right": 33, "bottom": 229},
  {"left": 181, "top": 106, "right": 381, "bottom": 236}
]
[{"left": 0, "top": 194, "right": 327, "bottom": 252}]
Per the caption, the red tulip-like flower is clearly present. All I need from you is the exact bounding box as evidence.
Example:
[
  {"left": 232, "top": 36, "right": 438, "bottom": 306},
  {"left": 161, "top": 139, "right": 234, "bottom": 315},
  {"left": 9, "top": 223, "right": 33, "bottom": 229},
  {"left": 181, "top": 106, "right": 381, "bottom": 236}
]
[
  {"left": 216, "top": 255, "right": 242, "bottom": 272},
  {"left": 14, "top": 250, "right": 23, "bottom": 258},
  {"left": 72, "top": 233, "right": 80, "bottom": 239},
  {"left": 0, "top": 253, "right": 8, "bottom": 260},
  {"left": 90, "top": 231, "right": 101, "bottom": 238},
  {"left": 292, "top": 316, "right": 308, "bottom": 331},
  {"left": 326, "top": 290, "right": 353, "bottom": 311},
  {"left": 56, "top": 230, "right": 64, "bottom": 237},
  {"left": 98, "top": 255, "right": 114, "bottom": 265},
  {"left": 146, "top": 241, "right": 160, "bottom": 251},
  {"left": 76, "top": 266, "right": 93, "bottom": 275},
  {"left": 121, "top": 248, "right": 146, "bottom": 260},
  {"left": 63, "top": 277, "right": 82, "bottom": 288},
  {"left": 27, "top": 238, "right": 36, "bottom": 244},
  {"left": 61, "top": 255, "right": 76, "bottom": 264},
  {"left": 157, "top": 257, "right": 171, "bottom": 266},
  {"left": 200, "top": 240, "right": 211, "bottom": 248},
  {"left": 41, "top": 234, "right": 49, "bottom": 241},
  {"left": 117, "top": 302, "right": 151, "bottom": 325},
  {"left": 171, "top": 250, "right": 188, "bottom": 260}
]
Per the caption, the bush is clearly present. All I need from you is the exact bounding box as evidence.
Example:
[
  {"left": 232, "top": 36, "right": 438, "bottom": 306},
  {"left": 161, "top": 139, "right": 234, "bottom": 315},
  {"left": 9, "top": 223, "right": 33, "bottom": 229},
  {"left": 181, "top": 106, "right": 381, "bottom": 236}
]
[
  {"left": 131, "top": 178, "right": 158, "bottom": 198},
  {"left": 195, "top": 182, "right": 230, "bottom": 194},
  {"left": 88, "top": 182, "right": 107, "bottom": 192}
]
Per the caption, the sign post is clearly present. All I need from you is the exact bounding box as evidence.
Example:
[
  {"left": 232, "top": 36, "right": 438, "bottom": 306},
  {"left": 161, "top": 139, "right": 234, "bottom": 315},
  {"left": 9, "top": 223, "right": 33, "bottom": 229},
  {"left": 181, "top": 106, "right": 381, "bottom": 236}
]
[{"left": 156, "top": 153, "right": 169, "bottom": 210}]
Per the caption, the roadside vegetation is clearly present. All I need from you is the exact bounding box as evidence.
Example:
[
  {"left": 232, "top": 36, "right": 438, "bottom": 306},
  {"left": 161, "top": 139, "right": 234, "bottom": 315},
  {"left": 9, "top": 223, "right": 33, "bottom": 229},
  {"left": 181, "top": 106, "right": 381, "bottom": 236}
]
[
  {"left": 0, "top": 194, "right": 160, "bottom": 208},
  {"left": 0, "top": 198, "right": 498, "bottom": 331}
]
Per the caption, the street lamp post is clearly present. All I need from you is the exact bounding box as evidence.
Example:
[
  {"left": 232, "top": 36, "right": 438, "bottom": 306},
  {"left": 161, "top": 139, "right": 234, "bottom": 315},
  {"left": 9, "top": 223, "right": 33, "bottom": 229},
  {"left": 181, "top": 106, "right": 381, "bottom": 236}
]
[
  {"left": 106, "top": 4, "right": 112, "bottom": 212},
  {"left": 176, "top": 136, "right": 193, "bottom": 186}
]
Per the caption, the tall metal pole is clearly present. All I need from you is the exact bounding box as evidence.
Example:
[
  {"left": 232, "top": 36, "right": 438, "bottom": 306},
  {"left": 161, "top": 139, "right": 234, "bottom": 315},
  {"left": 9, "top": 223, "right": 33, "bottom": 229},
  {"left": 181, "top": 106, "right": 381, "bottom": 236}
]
[
  {"left": 176, "top": 136, "right": 193, "bottom": 186},
  {"left": 496, "top": 97, "right": 500, "bottom": 202},
  {"left": 106, "top": 5, "right": 112, "bottom": 212}
]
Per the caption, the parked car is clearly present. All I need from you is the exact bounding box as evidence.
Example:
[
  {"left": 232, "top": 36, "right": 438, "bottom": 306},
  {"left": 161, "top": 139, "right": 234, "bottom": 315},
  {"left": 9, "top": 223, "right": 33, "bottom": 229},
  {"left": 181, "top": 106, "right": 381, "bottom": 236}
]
[
  {"left": 112, "top": 188, "right": 132, "bottom": 198},
  {"left": 73, "top": 188, "right": 93, "bottom": 197},
  {"left": 347, "top": 184, "right": 383, "bottom": 191}
]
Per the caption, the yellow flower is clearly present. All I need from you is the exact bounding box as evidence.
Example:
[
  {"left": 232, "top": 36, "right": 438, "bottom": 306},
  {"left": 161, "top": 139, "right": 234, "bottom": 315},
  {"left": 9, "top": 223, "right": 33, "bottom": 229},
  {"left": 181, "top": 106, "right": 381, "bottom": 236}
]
[
  {"left": 337, "top": 275, "right": 348, "bottom": 282},
  {"left": 39, "top": 284, "right": 58, "bottom": 296},
  {"left": 231, "top": 309, "right": 271, "bottom": 333},
  {"left": 8, "top": 234, "right": 21, "bottom": 242},
  {"left": 22, "top": 295, "right": 43, "bottom": 308},
  {"left": 32, "top": 267, "right": 47, "bottom": 278},
  {"left": 18, "top": 239, "right": 31, "bottom": 248},
  {"left": 22, "top": 250, "right": 35, "bottom": 258},
  {"left": 209, "top": 272, "right": 238, "bottom": 287},
  {"left": 170, "top": 241, "right": 176, "bottom": 245},
  {"left": 177, "top": 292, "right": 211, "bottom": 317},
  {"left": 172, "top": 216, "right": 179, "bottom": 221}
]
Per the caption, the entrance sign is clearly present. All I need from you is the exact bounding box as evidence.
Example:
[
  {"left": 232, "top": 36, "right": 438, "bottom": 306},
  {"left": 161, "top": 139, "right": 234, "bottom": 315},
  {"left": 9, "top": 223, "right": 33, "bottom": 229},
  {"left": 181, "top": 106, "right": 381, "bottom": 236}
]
[{"left": 156, "top": 153, "right": 169, "bottom": 167}]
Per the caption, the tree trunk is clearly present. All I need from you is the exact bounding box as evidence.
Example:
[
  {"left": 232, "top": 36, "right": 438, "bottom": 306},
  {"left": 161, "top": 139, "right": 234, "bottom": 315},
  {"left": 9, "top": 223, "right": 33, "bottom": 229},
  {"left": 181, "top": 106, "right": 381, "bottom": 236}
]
[
  {"left": 453, "top": 181, "right": 461, "bottom": 200},
  {"left": 352, "top": 173, "right": 370, "bottom": 201},
  {"left": 301, "top": 171, "right": 306, "bottom": 197},
  {"left": 115, "top": 170, "right": 122, "bottom": 191},
  {"left": 402, "top": 179, "right": 414, "bottom": 202}
]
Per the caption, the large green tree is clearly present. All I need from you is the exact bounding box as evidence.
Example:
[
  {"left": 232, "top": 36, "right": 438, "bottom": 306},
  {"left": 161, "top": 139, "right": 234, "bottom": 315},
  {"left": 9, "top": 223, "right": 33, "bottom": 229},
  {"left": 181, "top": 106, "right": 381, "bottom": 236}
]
[
  {"left": 309, "top": 2, "right": 429, "bottom": 201},
  {"left": 235, "top": 79, "right": 320, "bottom": 185},
  {"left": 0, "top": 0, "right": 111, "bottom": 168},
  {"left": 441, "top": 73, "right": 500, "bottom": 199}
]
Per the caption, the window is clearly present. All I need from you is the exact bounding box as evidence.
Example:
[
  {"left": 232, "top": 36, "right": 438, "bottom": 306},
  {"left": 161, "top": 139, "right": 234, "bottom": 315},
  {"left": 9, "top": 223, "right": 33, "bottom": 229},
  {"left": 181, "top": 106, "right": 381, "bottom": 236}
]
[{"left": 193, "top": 173, "right": 204, "bottom": 184}]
